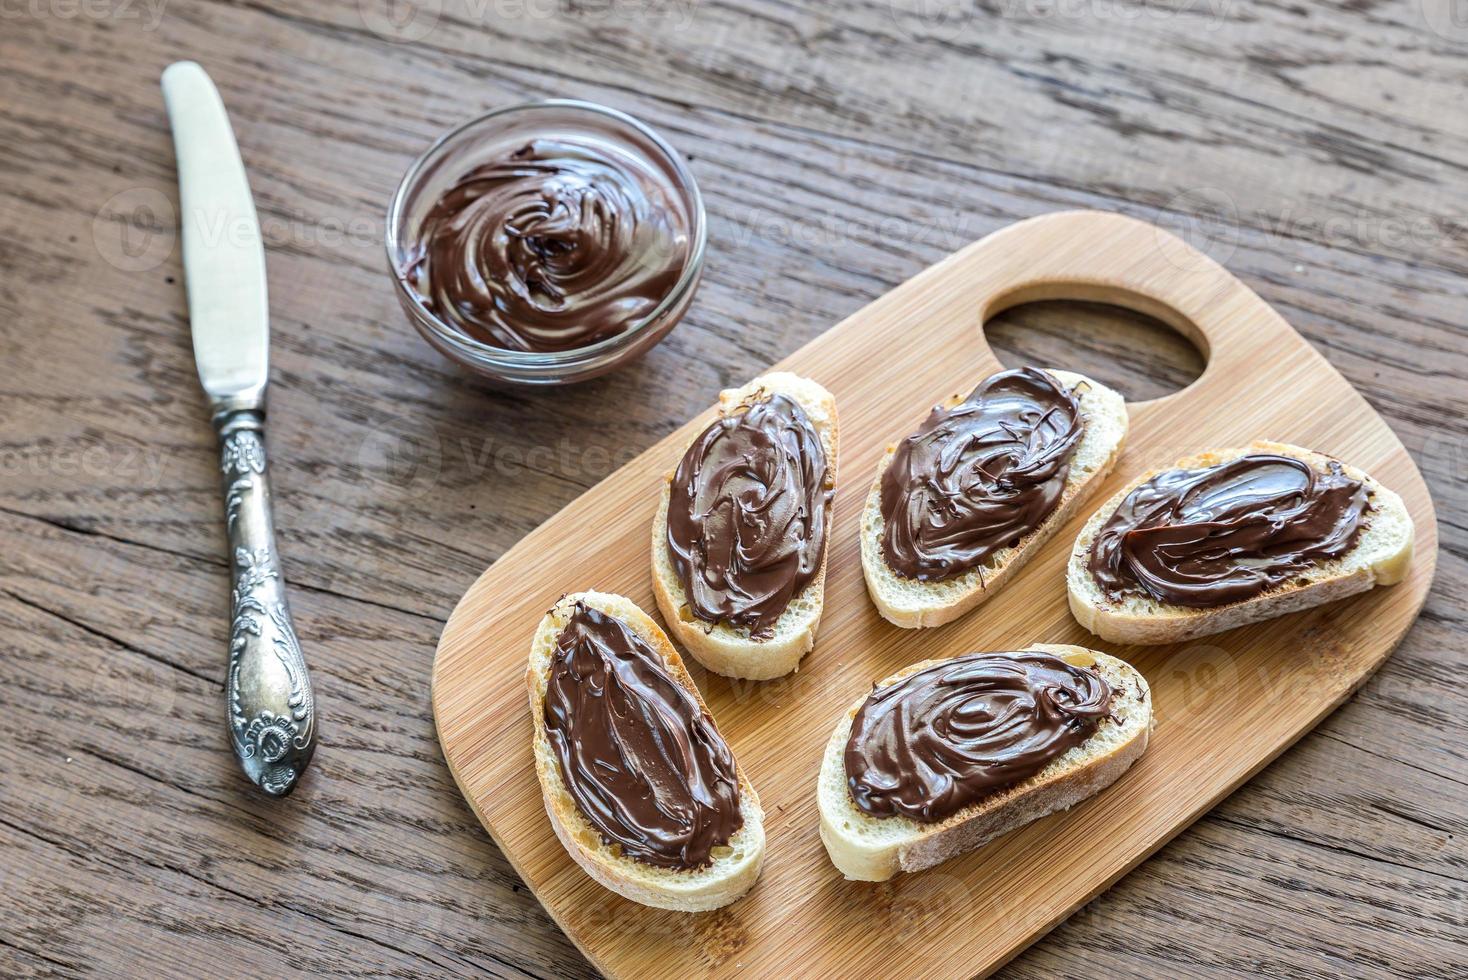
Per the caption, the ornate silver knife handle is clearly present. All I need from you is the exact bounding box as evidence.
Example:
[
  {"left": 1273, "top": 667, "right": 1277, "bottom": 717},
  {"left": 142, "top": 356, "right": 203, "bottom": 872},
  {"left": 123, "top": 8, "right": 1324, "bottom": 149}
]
[{"left": 217, "top": 408, "right": 316, "bottom": 796}]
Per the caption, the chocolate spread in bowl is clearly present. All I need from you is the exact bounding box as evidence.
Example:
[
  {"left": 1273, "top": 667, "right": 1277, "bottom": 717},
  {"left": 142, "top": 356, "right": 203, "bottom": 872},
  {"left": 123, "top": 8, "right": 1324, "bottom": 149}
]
[{"left": 401, "top": 138, "right": 689, "bottom": 353}]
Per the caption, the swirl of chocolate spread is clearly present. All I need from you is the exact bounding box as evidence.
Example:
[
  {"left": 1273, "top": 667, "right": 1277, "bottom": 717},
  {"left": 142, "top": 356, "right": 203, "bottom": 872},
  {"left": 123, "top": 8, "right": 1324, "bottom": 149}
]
[
  {"left": 542, "top": 603, "right": 743, "bottom": 869},
  {"left": 879, "top": 368, "right": 1084, "bottom": 581},
  {"left": 401, "top": 138, "right": 689, "bottom": 352},
  {"left": 1087, "top": 453, "right": 1371, "bottom": 608},
  {"left": 666, "top": 393, "right": 832, "bottom": 638},
  {"left": 845, "top": 651, "right": 1113, "bottom": 823}
]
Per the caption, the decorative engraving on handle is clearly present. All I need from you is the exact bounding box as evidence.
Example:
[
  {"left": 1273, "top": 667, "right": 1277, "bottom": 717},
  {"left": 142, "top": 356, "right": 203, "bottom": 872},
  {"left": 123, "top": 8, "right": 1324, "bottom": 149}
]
[
  {"left": 219, "top": 418, "right": 316, "bottom": 796},
  {"left": 222, "top": 428, "right": 264, "bottom": 532}
]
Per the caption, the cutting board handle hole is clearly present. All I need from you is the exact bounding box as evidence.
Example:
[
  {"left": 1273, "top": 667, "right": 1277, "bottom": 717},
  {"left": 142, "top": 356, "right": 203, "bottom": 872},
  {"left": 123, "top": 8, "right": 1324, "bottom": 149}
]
[{"left": 982, "top": 290, "right": 1207, "bottom": 404}]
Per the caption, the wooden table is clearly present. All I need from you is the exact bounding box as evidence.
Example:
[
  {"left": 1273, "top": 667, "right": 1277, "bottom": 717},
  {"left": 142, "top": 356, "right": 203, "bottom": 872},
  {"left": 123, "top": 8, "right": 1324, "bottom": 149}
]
[{"left": 2, "top": 2, "right": 1463, "bottom": 976}]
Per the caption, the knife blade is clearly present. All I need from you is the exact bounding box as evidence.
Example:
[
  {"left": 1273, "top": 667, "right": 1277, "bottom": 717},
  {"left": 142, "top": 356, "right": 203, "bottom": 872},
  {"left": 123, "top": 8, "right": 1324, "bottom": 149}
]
[
  {"left": 163, "top": 61, "right": 269, "bottom": 409},
  {"left": 162, "top": 61, "right": 317, "bottom": 797}
]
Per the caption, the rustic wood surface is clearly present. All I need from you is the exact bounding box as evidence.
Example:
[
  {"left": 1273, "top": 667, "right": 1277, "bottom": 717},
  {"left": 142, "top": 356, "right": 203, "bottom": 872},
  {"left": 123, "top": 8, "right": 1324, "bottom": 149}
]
[
  {"left": 432, "top": 209, "right": 1440, "bottom": 979},
  {"left": 0, "top": 1, "right": 1463, "bottom": 977}
]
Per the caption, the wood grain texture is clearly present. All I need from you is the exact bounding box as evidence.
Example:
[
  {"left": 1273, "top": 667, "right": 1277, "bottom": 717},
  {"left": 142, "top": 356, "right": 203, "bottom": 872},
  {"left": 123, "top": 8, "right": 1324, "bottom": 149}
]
[
  {"left": 2, "top": 1, "right": 1466, "bottom": 976},
  {"left": 432, "top": 210, "right": 1438, "bottom": 978}
]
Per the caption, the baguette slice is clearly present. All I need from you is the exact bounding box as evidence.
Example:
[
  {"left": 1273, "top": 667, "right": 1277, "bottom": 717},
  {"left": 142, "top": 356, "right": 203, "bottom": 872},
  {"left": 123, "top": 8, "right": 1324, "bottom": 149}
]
[
  {"left": 652, "top": 372, "right": 839, "bottom": 680},
  {"left": 861, "top": 368, "right": 1128, "bottom": 629},
  {"left": 818, "top": 645, "right": 1151, "bottom": 881},
  {"left": 1067, "top": 441, "right": 1415, "bottom": 645},
  {"left": 527, "top": 591, "right": 765, "bottom": 911}
]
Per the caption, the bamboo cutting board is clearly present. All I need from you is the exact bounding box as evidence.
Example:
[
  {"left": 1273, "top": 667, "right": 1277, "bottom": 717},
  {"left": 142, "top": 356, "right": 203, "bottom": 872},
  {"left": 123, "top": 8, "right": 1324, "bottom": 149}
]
[{"left": 432, "top": 211, "right": 1436, "bottom": 979}]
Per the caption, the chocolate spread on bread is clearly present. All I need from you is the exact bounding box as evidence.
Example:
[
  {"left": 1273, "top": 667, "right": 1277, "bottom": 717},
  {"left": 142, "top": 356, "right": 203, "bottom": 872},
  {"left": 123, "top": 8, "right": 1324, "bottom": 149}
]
[
  {"left": 666, "top": 393, "right": 832, "bottom": 638},
  {"left": 1087, "top": 453, "right": 1370, "bottom": 608},
  {"left": 879, "top": 368, "right": 1083, "bottom": 581},
  {"left": 542, "top": 603, "right": 742, "bottom": 869},
  {"left": 401, "top": 139, "right": 689, "bottom": 352},
  {"left": 844, "top": 651, "right": 1113, "bottom": 823}
]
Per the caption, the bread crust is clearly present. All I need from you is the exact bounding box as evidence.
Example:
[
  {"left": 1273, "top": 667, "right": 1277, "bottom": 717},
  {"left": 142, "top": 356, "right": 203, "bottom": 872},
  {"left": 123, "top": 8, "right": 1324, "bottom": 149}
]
[
  {"left": 527, "top": 591, "right": 765, "bottom": 911},
  {"left": 860, "top": 369, "right": 1129, "bottom": 629},
  {"left": 1066, "top": 441, "right": 1415, "bottom": 645},
  {"left": 652, "top": 373, "right": 839, "bottom": 679},
  {"left": 818, "top": 644, "right": 1152, "bottom": 881}
]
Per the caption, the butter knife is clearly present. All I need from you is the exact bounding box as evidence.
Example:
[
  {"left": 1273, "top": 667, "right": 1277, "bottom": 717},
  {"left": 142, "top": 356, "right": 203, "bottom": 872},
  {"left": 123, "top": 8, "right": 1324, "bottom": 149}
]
[{"left": 162, "top": 61, "right": 317, "bottom": 796}]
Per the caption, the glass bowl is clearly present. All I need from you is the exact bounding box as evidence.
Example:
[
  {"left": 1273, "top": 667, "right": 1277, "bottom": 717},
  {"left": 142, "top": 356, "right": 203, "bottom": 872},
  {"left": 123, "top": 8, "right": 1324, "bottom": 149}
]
[{"left": 385, "top": 100, "right": 706, "bottom": 386}]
